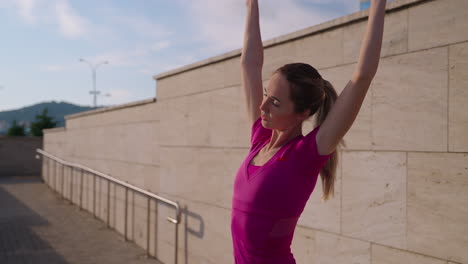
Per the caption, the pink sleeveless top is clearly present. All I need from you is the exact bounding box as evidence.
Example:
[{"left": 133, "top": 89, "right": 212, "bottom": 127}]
[{"left": 231, "top": 117, "right": 333, "bottom": 263}]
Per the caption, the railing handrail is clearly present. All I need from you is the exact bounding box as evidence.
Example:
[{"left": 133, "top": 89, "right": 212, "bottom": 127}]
[
  {"left": 36, "top": 148, "right": 181, "bottom": 263},
  {"left": 36, "top": 149, "right": 180, "bottom": 223}
]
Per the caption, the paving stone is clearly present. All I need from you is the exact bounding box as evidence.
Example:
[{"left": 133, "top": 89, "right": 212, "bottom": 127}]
[{"left": 0, "top": 176, "right": 162, "bottom": 264}]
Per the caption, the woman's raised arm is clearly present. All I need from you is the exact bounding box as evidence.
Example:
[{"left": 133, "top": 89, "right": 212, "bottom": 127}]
[
  {"left": 316, "top": 0, "right": 386, "bottom": 155},
  {"left": 241, "top": 0, "right": 264, "bottom": 126}
]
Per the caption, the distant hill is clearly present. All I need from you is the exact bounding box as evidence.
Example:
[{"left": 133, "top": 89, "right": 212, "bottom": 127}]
[{"left": 0, "top": 101, "right": 102, "bottom": 134}]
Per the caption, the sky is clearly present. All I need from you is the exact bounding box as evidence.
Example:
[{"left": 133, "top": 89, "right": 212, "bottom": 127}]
[{"left": 0, "top": 0, "right": 364, "bottom": 111}]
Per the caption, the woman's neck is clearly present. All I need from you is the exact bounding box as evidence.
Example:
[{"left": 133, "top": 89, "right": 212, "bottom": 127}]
[{"left": 266, "top": 122, "right": 303, "bottom": 151}]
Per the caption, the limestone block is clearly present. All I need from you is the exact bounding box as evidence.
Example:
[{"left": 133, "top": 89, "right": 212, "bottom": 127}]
[
  {"left": 159, "top": 146, "right": 246, "bottom": 208},
  {"left": 297, "top": 150, "right": 342, "bottom": 234},
  {"left": 344, "top": 9, "right": 408, "bottom": 64},
  {"left": 210, "top": 86, "right": 244, "bottom": 147},
  {"left": 408, "top": 0, "right": 468, "bottom": 52},
  {"left": 66, "top": 129, "right": 84, "bottom": 158},
  {"left": 449, "top": 42, "right": 468, "bottom": 152},
  {"left": 142, "top": 163, "right": 160, "bottom": 193},
  {"left": 342, "top": 151, "right": 406, "bottom": 249},
  {"left": 82, "top": 170, "right": 97, "bottom": 212},
  {"left": 107, "top": 183, "right": 124, "bottom": 233},
  {"left": 238, "top": 100, "right": 252, "bottom": 148},
  {"left": 372, "top": 244, "right": 446, "bottom": 264},
  {"left": 87, "top": 126, "right": 105, "bottom": 159},
  {"left": 234, "top": 79, "right": 262, "bottom": 147},
  {"left": 187, "top": 92, "right": 211, "bottom": 146},
  {"left": 407, "top": 152, "right": 468, "bottom": 263},
  {"left": 372, "top": 47, "right": 448, "bottom": 152},
  {"left": 154, "top": 197, "right": 233, "bottom": 264},
  {"left": 121, "top": 122, "right": 155, "bottom": 165},
  {"left": 314, "top": 230, "right": 371, "bottom": 264},
  {"left": 295, "top": 28, "right": 343, "bottom": 70},
  {"left": 102, "top": 124, "right": 125, "bottom": 161},
  {"left": 66, "top": 118, "right": 80, "bottom": 129},
  {"left": 151, "top": 122, "right": 160, "bottom": 166},
  {"left": 89, "top": 110, "right": 119, "bottom": 127},
  {"left": 291, "top": 226, "right": 316, "bottom": 264},
  {"left": 158, "top": 97, "right": 189, "bottom": 146},
  {"left": 320, "top": 63, "right": 373, "bottom": 151},
  {"left": 96, "top": 176, "right": 112, "bottom": 220},
  {"left": 262, "top": 40, "right": 300, "bottom": 78},
  {"left": 126, "top": 102, "right": 159, "bottom": 123},
  {"left": 129, "top": 192, "right": 153, "bottom": 250},
  {"left": 157, "top": 62, "right": 225, "bottom": 99},
  {"left": 130, "top": 163, "right": 157, "bottom": 190},
  {"left": 223, "top": 57, "right": 242, "bottom": 88},
  {"left": 66, "top": 101, "right": 158, "bottom": 129}
]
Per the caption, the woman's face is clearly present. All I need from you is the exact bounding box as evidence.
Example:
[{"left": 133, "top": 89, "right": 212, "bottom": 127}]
[{"left": 260, "top": 72, "right": 303, "bottom": 131}]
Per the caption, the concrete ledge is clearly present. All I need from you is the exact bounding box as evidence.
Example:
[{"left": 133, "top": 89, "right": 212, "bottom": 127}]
[
  {"left": 43, "top": 127, "right": 66, "bottom": 133},
  {"left": 153, "top": 0, "right": 427, "bottom": 80},
  {"left": 65, "top": 98, "right": 156, "bottom": 120}
]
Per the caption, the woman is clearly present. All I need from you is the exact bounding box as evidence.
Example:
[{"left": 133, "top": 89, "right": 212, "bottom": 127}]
[{"left": 231, "top": 0, "right": 386, "bottom": 263}]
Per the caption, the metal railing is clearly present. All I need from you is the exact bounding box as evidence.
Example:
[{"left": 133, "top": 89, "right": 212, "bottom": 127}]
[{"left": 36, "top": 149, "right": 180, "bottom": 264}]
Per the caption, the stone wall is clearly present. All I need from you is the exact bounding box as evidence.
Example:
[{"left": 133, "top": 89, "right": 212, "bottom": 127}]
[
  {"left": 0, "top": 137, "right": 42, "bottom": 176},
  {"left": 43, "top": 0, "right": 468, "bottom": 263}
]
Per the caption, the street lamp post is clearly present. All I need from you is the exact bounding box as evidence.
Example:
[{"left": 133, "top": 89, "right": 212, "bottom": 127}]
[{"left": 79, "top": 58, "right": 109, "bottom": 108}]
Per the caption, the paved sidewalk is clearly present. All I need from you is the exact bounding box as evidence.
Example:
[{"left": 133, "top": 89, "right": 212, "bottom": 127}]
[{"left": 0, "top": 176, "right": 162, "bottom": 264}]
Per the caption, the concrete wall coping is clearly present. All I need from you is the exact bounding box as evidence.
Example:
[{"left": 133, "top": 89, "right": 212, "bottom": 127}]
[
  {"left": 0, "top": 136, "right": 43, "bottom": 141},
  {"left": 153, "top": 0, "right": 425, "bottom": 80},
  {"left": 43, "top": 127, "right": 66, "bottom": 133},
  {"left": 65, "top": 98, "right": 156, "bottom": 120}
]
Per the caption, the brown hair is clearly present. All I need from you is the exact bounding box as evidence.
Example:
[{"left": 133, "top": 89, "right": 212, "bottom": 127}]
[{"left": 275, "top": 63, "right": 346, "bottom": 202}]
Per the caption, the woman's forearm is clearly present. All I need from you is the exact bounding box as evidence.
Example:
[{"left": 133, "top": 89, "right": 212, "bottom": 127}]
[
  {"left": 354, "top": 0, "right": 386, "bottom": 80},
  {"left": 241, "top": 0, "right": 263, "bottom": 67}
]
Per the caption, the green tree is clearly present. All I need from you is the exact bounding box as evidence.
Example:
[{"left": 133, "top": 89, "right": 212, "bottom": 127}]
[
  {"left": 7, "top": 120, "right": 26, "bottom": 136},
  {"left": 30, "top": 108, "right": 58, "bottom": 136}
]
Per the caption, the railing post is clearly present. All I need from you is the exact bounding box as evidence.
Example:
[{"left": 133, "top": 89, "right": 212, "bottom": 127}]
[
  {"left": 147, "top": 197, "right": 150, "bottom": 258},
  {"left": 46, "top": 157, "right": 50, "bottom": 184},
  {"left": 45, "top": 157, "right": 47, "bottom": 184},
  {"left": 175, "top": 214, "right": 178, "bottom": 264},
  {"left": 61, "top": 164, "right": 65, "bottom": 198},
  {"left": 80, "top": 169, "right": 83, "bottom": 211},
  {"left": 93, "top": 174, "right": 96, "bottom": 219},
  {"left": 54, "top": 160, "right": 57, "bottom": 192},
  {"left": 124, "top": 186, "right": 128, "bottom": 242},
  {"left": 70, "top": 167, "right": 74, "bottom": 204},
  {"left": 107, "top": 179, "right": 110, "bottom": 228}
]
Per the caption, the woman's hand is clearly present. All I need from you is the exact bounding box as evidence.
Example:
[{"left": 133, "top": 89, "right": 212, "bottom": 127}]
[{"left": 245, "top": 0, "right": 256, "bottom": 7}]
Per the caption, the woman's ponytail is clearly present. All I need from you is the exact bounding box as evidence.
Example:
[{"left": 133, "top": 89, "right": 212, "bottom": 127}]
[
  {"left": 275, "top": 63, "right": 345, "bottom": 202},
  {"left": 316, "top": 79, "right": 346, "bottom": 202}
]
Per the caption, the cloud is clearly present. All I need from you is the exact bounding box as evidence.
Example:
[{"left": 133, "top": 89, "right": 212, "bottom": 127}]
[
  {"left": 85, "top": 40, "right": 171, "bottom": 68},
  {"left": 16, "top": 0, "right": 36, "bottom": 24},
  {"left": 112, "top": 15, "right": 172, "bottom": 39},
  {"left": 140, "top": 54, "right": 198, "bottom": 75},
  {"left": 179, "top": 0, "right": 355, "bottom": 55},
  {"left": 55, "top": 0, "right": 88, "bottom": 38},
  {"left": 40, "top": 64, "right": 65, "bottom": 72}
]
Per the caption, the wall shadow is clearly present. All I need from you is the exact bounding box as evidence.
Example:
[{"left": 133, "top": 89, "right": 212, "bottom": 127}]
[{"left": 183, "top": 204, "right": 205, "bottom": 264}]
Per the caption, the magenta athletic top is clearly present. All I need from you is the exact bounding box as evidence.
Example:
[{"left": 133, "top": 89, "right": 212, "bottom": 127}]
[{"left": 231, "top": 117, "right": 333, "bottom": 263}]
